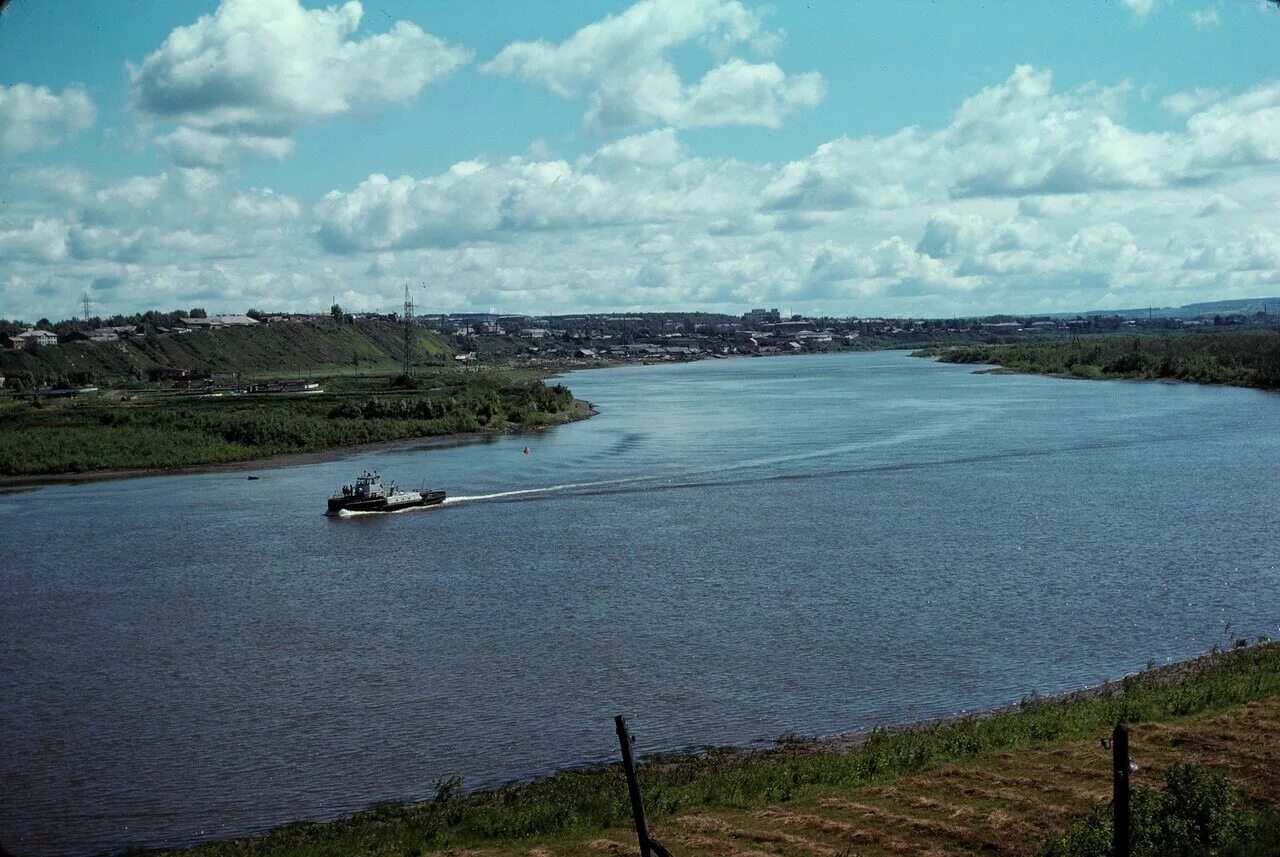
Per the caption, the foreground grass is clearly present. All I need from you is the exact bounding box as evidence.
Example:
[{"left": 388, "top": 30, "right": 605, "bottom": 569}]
[
  {"left": 151, "top": 643, "right": 1280, "bottom": 857},
  {"left": 0, "top": 373, "right": 581, "bottom": 476},
  {"left": 915, "top": 330, "right": 1280, "bottom": 389}
]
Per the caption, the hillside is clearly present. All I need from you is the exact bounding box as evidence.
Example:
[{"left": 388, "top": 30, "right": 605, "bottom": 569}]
[{"left": 0, "top": 319, "right": 452, "bottom": 387}]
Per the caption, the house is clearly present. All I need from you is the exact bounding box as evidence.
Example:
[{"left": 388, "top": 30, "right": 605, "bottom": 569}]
[
  {"left": 178, "top": 315, "right": 259, "bottom": 330},
  {"left": 6, "top": 329, "right": 58, "bottom": 349},
  {"left": 574, "top": 347, "right": 598, "bottom": 358},
  {"left": 67, "top": 326, "right": 137, "bottom": 343},
  {"left": 211, "top": 314, "right": 259, "bottom": 327}
]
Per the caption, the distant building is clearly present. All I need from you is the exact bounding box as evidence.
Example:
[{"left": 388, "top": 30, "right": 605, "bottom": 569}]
[
  {"left": 178, "top": 315, "right": 259, "bottom": 330},
  {"left": 6, "top": 329, "right": 58, "bottom": 349},
  {"left": 743, "top": 308, "right": 781, "bottom": 326}
]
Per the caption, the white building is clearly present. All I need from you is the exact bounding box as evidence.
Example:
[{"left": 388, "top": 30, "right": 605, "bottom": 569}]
[{"left": 6, "top": 329, "right": 58, "bottom": 349}]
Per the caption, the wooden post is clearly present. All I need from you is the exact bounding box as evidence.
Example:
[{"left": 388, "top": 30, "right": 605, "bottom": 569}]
[
  {"left": 1113, "top": 723, "right": 1130, "bottom": 857},
  {"left": 615, "top": 715, "right": 672, "bottom": 857},
  {"left": 615, "top": 715, "right": 653, "bottom": 857}
]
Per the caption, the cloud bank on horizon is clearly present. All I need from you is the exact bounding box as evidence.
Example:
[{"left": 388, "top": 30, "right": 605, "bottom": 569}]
[{"left": 0, "top": 0, "right": 1278, "bottom": 320}]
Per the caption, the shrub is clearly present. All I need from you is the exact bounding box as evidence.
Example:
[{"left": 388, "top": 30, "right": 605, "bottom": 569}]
[{"left": 1040, "top": 763, "right": 1256, "bottom": 857}]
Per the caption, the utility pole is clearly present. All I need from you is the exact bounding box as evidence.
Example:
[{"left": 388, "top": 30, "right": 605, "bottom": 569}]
[
  {"left": 402, "top": 283, "right": 415, "bottom": 380},
  {"left": 1113, "top": 724, "right": 1131, "bottom": 857}
]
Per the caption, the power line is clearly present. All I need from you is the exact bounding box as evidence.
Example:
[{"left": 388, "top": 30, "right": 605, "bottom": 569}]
[{"left": 402, "top": 283, "right": 415, "bottom": 379}]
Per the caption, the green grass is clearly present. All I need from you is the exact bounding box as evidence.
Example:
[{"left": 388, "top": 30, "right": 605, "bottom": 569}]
[
  {"left": 150, "top": 643, "right": 1280, "bottom": 857},
  {"left": 0, "top": 374, "right": 581, "bottom": 476},
  {"left": 915, "top": 331, "right": 1280, "bottom": 389}
]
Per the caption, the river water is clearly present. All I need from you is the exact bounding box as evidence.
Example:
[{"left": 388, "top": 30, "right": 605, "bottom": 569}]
[{"left": 2, "top": 351, "right": 1278, "bottom": 856}]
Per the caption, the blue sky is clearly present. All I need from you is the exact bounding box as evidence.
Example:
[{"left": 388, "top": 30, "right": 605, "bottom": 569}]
[{"left": 1, "top": 0, "right": 1278, "bottom": 319}]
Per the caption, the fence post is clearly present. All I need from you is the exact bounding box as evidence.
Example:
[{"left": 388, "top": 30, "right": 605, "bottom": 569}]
[
  {"left": 1113, "top": 723, "right": 1130, "bottom": 857},
  {"left": 615, "top": 715, "right": 671, "bottom": 857}
]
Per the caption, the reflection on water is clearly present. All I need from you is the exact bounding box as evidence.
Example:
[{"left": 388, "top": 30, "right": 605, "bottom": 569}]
[{"left": 2, "top": 351, "right": 1278, "bottom": 856}]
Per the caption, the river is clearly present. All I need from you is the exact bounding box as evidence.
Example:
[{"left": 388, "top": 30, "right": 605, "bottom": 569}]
[{"left": 2, "top": 351, "right": 1277, "bottom": 856}]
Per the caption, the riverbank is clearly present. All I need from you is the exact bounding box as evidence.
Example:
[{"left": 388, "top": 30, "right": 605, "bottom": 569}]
[
  {"left": 0, "top": 398, "right": 596, "bottom": 491},
  {"left": 914, "top": 330, "right": 1280, "bottom": 390},
  {"left": 0, "top": 373, "right": 592, "bottom": 481},
  {"left": 145, "top": 641, "right": 1280, "bottom": 857}
]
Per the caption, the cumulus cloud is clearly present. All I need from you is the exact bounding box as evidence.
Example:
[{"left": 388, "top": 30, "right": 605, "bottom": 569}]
[
  {"left": 8, "top": 59, "right": 1280, "bottom": 320},
  {"left": 482, "top": 0, "right": 823, "bottom": 132},
  {"left": 314, "top": 129, "right": 763, "bottom": 252},
  {"left": 762, "top": 66, "right": 1280, "bottom": 209},
  {"left": 0, "top": 218, "right": 70, "bottom": 263},
  {"left": 0, "top": 83, "right": 95, "bottom": 157},
  {"left": 129, "top": 0, "right": 470, "bottom": 166}
]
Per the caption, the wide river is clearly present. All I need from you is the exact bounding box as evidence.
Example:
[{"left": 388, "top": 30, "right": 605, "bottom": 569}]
[{"left": 2, "top": 351, "right": 1278, "bottom": 856}]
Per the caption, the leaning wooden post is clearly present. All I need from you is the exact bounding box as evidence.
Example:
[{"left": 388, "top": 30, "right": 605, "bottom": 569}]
[
  {"left": 1113, "top": 723, "right": 1131, "bottom": 857},
  {"left": 615, "top": 715, "right": 672, "bottom": 857},
  {"left": 615, "top": 715, "right": 653, "bottom": 857}
]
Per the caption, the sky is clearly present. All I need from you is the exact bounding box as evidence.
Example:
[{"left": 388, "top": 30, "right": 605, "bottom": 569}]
[{"left": 1, "top": 0, "right": 1278, "bottom": 321}]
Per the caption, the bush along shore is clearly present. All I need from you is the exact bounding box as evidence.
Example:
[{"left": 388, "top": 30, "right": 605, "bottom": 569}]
[
  {"left": 915, "top": 330, "right": 1280, "bottom": 389},
  {"left": 0, "top": 374, "right": 585, "bottom": 478},
  {"left": 146, "top": 642, "right": 1280, "bottom": 857}
]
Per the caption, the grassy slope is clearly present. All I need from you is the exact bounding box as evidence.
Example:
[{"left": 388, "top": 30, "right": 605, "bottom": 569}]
[
  {"left": 153, "top": 643, "right": 1280, "bottom": 857},
  {"left": 0, "top": 319, "right": 450, "bottom": 385},
  {"left": 917, "top": 331, "right": 1280, "bottom": 389}
]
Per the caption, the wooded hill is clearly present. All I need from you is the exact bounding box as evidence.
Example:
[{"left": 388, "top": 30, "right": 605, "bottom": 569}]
[{"left": 0, "top": 319, "right": 451, "bottom": 388}]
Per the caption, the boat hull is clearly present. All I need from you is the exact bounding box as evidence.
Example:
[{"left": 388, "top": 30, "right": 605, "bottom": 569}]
[{"left": 327, "top": 490, "right": 446, "bottom": 515}]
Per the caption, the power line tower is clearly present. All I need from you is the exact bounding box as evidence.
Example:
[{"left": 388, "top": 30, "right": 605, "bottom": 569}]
[
  {"left": 82, "top": 291, "right": 93, "bottom": 324},
  {"left": 402, "top": 283, "right": 415, "bottom": 379}
]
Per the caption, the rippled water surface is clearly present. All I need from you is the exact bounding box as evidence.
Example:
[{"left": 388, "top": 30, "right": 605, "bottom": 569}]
[{"left": 3, "top": 352, "right": 1278, "bottom": 855}]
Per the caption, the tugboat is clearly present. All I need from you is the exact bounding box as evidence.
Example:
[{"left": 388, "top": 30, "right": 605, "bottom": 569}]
[{"left": 326, "top": 471, "right": 446, "bottom": 515}]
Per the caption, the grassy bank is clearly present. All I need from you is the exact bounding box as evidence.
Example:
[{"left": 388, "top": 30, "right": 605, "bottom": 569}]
[
  {"left": 148, "top": 642, "right": 1280, "bottom": 857},
  {"left": 0, "top": 373, "right": 582, "bottom": 476},
  {"left": 915, "top": 331, "right": 1280, "bottom": 389}
]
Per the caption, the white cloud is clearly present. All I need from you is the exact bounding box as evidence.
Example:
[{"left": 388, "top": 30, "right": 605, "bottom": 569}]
[
  {"left": 8, "top": 61, "right": 1280, "bottom": 321},
  {"left": 154, "top": 127, "right": 296, "bottom": 168},
  {"left": 1184, "top": 82, "right": 1280, "bottom": 169},
  {"left": 129, "top": 0, "right": 470, "bottom": 166},
  {"left": 944, "top": 67, "right": 1173, "bottom": 196},
  {"left": 1160, "top": 87, "right": 1225, "bottom": 116},
  {"left": 0, "top": 218, "right": 70, "bottom": 263},
  {"left": 483, "top": 0, "right": 823, "bottom": 132},
  {"left": 0, "top": 84, "right": 95, "bottom": 158},
  {"left": 1122, "top": 0, "right": 1157, "bottom": 19},
  {"left": 1191, "top": 6, "right": 1221, "bottom": 29},
  {"left": 314, "top": 130, "right": 765, "bottom": 252}
]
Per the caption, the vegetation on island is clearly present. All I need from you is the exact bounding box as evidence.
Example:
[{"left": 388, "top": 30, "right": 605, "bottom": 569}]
[
  {"left": 0, "top": 374, "right": 580, "bottom": 477},
  {"left": 915, "top": 331, "right": 1280, "bottom": 390},
  {"left": 146, "top": 642, "right": 1280, "bottom": 857}
]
